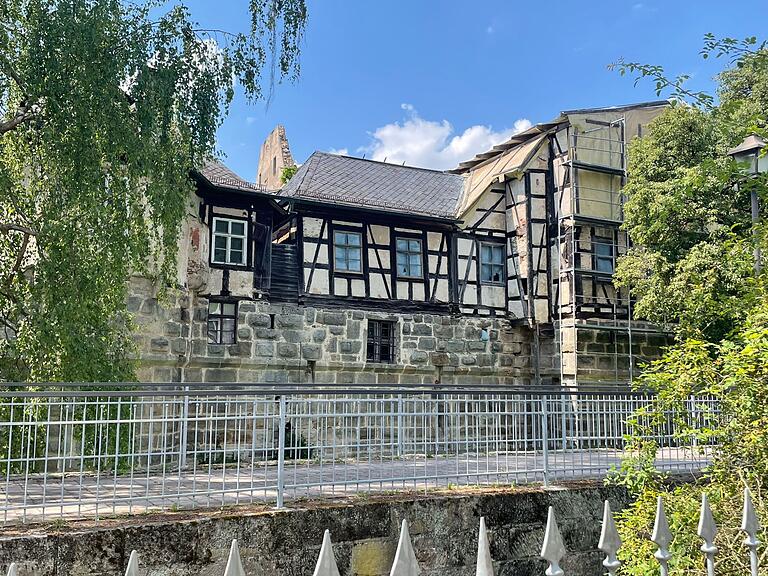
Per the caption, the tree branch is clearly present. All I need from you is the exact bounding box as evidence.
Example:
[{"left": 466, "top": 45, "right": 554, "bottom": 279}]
[
  {"left": 0, "top": 223, "right": 36, "bottom": 236},
  {"left": 0, "top": 105, "right": 35, "bottom": 135}
]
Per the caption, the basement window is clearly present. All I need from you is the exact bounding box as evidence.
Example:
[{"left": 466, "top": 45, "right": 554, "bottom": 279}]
[
  {"left": 334, "top": 231, "right": 362, "bottom": 272},
  {"left": 396, "top": 238, "right": 423, "bottom": 278},
  {"left": 593, "top": 237, "right": 615, "bottom": 274},
  {"left": 212, "top": 217, "right": 247, "bottom": 266},
  {"left": 367, "top": 320, "right": 396, "bottom": 364},
  {"left": 480, "top": 242, "right": 505, "bottom": 284},
  {"left": 207, "top": 301, "right": 237, "bottom": 344}
]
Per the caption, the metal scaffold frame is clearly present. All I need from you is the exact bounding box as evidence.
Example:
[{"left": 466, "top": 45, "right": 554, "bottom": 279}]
[{"left": 555, "top": 116, "right": 642, "bottom": 388}]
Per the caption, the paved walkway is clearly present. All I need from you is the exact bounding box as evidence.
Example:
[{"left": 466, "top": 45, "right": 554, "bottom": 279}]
[{"left": 1, "top": 447, "right": 707, "bottom": 525}]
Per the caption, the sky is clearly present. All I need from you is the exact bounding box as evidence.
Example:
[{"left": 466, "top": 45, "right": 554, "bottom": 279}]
[{"left": 183, "top": 0, "right": 768, "bottom": 178}]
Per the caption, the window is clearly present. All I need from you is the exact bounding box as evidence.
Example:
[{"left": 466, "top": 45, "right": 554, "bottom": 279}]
[
  {"left": 212, "top": 217, "right": 247, "bottom": 266},
  {"left": 207, "top": 301, "right": 237, "bottom": 344},
  {"left": 396, "top": 238, "right": 422, "bottom": 278},
  {"left": 334, "top": 231, "right": 362, "bottom": 272},
  {"left": 367, "top": 320, "right": 396, "bottom": 364},
  {"left": 272, "top": 156, "right": 277, "bottom": 176},
  {"left": 594, "top": 238, "right": 614, "bottom": 274},
  {"left": 480, "top": 243, "right": 505, "bottom": 284}
]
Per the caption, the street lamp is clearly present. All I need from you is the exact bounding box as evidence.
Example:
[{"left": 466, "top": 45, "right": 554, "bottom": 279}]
[{"left": 728, "top": 134, "right": 767, "bottom": 273}]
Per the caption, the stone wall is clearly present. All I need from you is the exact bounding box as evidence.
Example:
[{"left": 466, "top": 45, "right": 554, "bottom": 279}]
[
  {"left": 0, "top": 484, "right": 631, "bottom": 576},
  {"left": 256, "top": 125, "right": 294, "bottom": 190},
  {"left": 129, "top": 277, "right": 538, "bottom": 386}
]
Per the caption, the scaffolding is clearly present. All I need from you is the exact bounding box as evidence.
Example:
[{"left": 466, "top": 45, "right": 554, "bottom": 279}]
[{"left": 554, "top": 117, "right": 656, "bottom": 388}]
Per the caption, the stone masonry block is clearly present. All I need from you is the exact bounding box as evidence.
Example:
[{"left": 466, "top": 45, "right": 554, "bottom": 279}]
[
  {"left": 255, "top": 342, "right": 275, "bottom": 357},
  {"left": 410, "top": 351, "right": 428, "bottom": 364},
  {"left": 276, "top": 314, "right": 304, "bottom": 329},
  {"left": 248, "top": 313, "right": 272, "bottom": 328},
  {"left": 319, "top": 311, "right": 346, "bottom": 326},
  {"left": 278, "top": 343, "right": 299, "bottom": 358},
  {"left": 301, "top": 343, "right": 322, "bottom": 360},
  {"left": 412, "top": 323, "right": 432, "bottom": 336}
]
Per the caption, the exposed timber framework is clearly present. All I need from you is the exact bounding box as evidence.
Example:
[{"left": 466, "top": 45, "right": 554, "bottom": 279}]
[{"left": 130, "top": 101, "right": 673, "bottom": 388}]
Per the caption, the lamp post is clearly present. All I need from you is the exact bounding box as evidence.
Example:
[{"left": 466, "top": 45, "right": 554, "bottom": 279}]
[{"left": 728, "top": 134, "right": 767, "bottom": 273}]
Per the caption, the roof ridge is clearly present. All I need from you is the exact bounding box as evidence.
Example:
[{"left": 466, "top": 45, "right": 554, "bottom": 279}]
[{"left": 313, "top": 150, "right": 460, "bottom": 177}]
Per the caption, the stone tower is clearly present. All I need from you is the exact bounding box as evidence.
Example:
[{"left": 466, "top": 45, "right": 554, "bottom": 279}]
[{"left": 256, "top": 124, "right": 294, "bottom": 190}]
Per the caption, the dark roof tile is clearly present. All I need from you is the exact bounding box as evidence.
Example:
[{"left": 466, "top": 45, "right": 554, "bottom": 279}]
[{"left": 279, "top": 152, "right": 464, "bottom": 219}]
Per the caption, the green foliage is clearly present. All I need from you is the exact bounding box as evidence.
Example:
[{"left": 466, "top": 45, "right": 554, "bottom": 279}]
[
  {"left": 280, "top": 164, "right": 297, "bottom": 184},
  {"left": 612, "top": 34, "right": 768, "bottom": 574},
  {"left": 0, "top": 1, "right": 306, "bottom": 382},
  {"left": 615, "top": 41, "right": 767, "bottom": 342},
  {"left": 615, "top": 300, "right": 768, "bottom": 574}
]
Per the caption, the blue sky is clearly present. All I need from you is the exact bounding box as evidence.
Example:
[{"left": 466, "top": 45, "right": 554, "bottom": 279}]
[{"left": 184, "top": 0, "right": 768, "bottom": 178}]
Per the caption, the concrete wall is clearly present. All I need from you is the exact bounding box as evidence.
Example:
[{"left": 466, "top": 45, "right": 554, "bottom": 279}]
[{"left": 0, "top": 484, "right": 631, "bottom": 576}]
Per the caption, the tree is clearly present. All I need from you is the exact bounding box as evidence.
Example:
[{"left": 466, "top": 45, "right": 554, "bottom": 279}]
[
  {"left": 280, "top": 163, "right": 297, "bottom": 184},
  {"left": 0, "top": 0, "right": 307, "bottom": 382},
  {"left": 613, "top": 39, "right": 768, "bottom": 342},
  {"left": 608, "top": 35, "right": 768, "bottom": 575}
]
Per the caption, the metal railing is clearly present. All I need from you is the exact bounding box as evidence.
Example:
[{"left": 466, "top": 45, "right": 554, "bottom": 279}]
[{"left": 0, "top": 383, "right": 717, "bottom": 525}]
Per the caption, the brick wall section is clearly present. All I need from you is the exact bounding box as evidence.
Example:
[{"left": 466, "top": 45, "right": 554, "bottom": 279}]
[{"left": 129, "top": 277, "right": 539, "bottom": 386}]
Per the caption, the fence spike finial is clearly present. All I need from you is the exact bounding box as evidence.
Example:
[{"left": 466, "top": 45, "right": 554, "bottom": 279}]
[
  {"left": 312, "top": 530, "right": 341, "bottom": 576},
  {"left": 651, "top": 496, "right": 672, "bottom": 576},
  {"left": 6, "top": 563, "right": 17, "bottom": 576},
  {"left": 540, "top": 506, "right": 566, "bottom": 576},
  {"left": 223, "top": 539, "right": 245, "bottom": 576},
  {"left": 742, "top": 487, "right": 761, "bottom": 576},
  {"left": 476, "top": 517, "right": 494, "bottom": 576},
  {"left": 598, "top": 501, "right": 621, "bottom": 576},
  {"left": 697, "top": 493, "right": 718, "bottom": 576},
  {"left": 124, "top": 551, "right": 139, "bottom": 576},
  {"left": 390, "top": 519, "right": 420, "bottom": 576}
]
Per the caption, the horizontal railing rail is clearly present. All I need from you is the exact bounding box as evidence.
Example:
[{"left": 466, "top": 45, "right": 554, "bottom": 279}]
[{"left": 0, "top": 383, "right": 718, "bottom": 526}]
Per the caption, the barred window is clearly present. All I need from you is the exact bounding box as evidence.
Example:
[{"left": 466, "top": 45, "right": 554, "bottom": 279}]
[
  {"left": 212, "top": 217, "right": 247, "bottom": 266},
  {"left": 367, "top": 320, "right": 396, "bottom": 364},
  {"left": 396, "top": 238, "right": 422, "bottom": 278},
  {"left": 334, "top": 231, "right": 362, "bottom": 272},
  {"left": 207, "top": 301, "right": 237, "bottom": 344},
  {"left": 480, "top": 243, "right": 505, "bottom": 284}
]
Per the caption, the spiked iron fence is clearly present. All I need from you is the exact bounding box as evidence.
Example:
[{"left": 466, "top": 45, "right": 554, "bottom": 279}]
[
  {"left": 6, "top": 488, "right": 755, "bottom": 576},
  {"left": 0, "top": 382, "right": 716, "bottom": 525}
]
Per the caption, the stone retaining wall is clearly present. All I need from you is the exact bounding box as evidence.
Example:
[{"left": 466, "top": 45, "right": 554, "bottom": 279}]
[{"left": 0, "top": 484, "right": 631, "bottom": 576}]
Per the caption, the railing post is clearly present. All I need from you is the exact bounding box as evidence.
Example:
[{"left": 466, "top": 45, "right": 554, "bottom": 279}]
[
  {"left": 397, "top": 394, "right": 404, "bottom": 458},
  {"left": 276, "top": 394, "right": 287, "bottom": 509},
  {"left": 541, "top": 394, "right": 550, "bottom": 487},
  {"left": 179, "top": 385, "right": 190, "bottom": 470}
]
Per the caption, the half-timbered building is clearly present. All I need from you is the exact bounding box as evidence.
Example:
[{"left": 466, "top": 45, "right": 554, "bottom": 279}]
[{"left": 131, "top": 100, "right": 672, "bottom": 388}]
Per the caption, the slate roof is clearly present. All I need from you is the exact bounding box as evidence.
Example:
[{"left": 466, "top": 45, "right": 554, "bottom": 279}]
[
  {"left": 279, "top": 152, "right": 465, "bottom": 220},
  {"left": 197, "top": 159, "right": 274, "bottom": 195}
]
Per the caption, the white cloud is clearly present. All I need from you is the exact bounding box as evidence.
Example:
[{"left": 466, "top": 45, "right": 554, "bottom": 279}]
[
  {"left": 355, "top": 105, "right": 532, "bottom": 171},
  {"left": 486, "top": 25, "right": 495, "bottom": 35},
  {"left": 328, "top": 147, "right": 349, "bottom": 156},
  {"left": 246, "top": 116, "right": 257, "bottom": 125}
]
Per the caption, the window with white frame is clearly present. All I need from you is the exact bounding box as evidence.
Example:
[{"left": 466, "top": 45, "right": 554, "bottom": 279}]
[
  {"left": 480, "top": 242, "right": 505, "bottom": 284},
  {"left": 396, "top": 238, "right": 423, "bottom": 278},
  {"left": 207, "top": 301, "right": 237, "bottom": 344},
  {"left": 212, "top": 217, "right": 247, "bottom": 266},
  {"left": 334, "top": 230, "right": 362, "bottom": 272}
]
